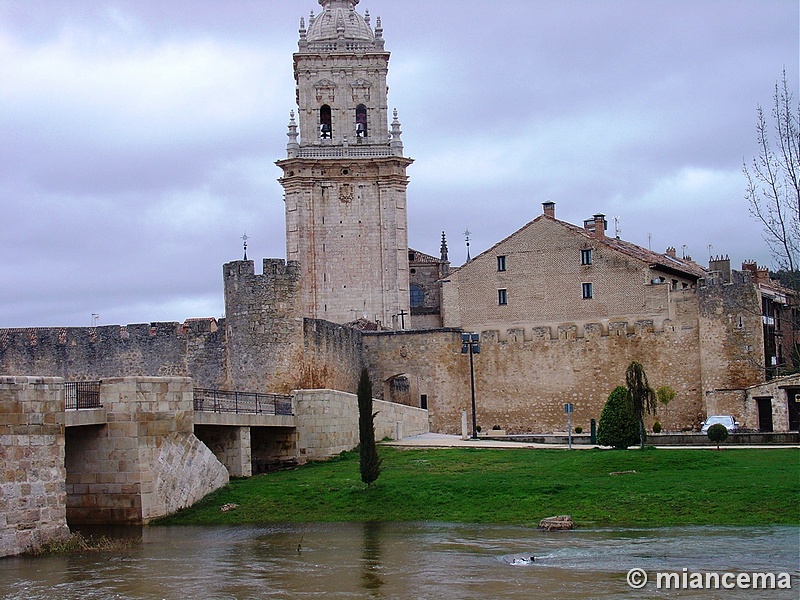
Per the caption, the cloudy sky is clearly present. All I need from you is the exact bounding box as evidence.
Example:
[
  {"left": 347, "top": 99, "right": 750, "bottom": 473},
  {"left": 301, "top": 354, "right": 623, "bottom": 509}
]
[{"left": 1, "top": 0, "right": 797, "bottom": 328}]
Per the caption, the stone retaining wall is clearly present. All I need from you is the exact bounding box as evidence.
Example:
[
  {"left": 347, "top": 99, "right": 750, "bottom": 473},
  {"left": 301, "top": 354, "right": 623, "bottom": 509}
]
[{"left": 294, "top": 389, "right": 429, "bottom": 462}]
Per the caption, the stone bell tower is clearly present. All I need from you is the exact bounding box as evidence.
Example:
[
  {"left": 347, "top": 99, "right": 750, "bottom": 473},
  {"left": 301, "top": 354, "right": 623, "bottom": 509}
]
[{"left": 276, "top": 0, "right": 413, "bottom": 328}]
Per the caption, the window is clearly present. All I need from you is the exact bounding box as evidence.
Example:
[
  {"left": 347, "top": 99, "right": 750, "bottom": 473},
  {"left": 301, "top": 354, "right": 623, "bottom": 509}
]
[
  {"left": 355, "top": 104, "right": 368, "bottom": 137},
  {"left": 497, "top": 255, "right": 507, "bottom": 271},
  {"left": 410, "top": 284, "right": 424, "bottom": 308},
  {"left": 319, "top": 105, "right": 332, "bottom": 138},
  {"left": 581, "top": 248, "right": 592, "bottom": 265},
  {"left": 498, "top": 288, "right": 508, "bottom": 305},
  {"left": 420, "top": 394, "right": 428, "bottom": 410},
  {"left": 582, "top": 282, "right": 593, "bottom": 299}
]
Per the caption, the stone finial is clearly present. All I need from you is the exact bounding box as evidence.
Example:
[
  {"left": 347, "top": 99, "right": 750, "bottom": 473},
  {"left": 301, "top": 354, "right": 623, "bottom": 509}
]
[
  {"left": 390, "top": 108, "right": 404, "bottom": 154},
  {"left": 364, "top": 9, "right": 370, "bottom": 26},
  {"left": 286, "top": 111, "right": 299, "bottom": 157},
  {"left": 440, "top": 231, "right": 449, "bottom": 263},
  {"left": 374, "top": 16, "right": 384, "bottom": 49},
  {"left": 299, "top": 16, "right": 306, "bottom": 38}
]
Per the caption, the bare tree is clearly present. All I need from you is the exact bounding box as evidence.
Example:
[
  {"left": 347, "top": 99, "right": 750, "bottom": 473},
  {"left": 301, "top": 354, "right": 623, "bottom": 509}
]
[{"left": 744, "top": 70, "right": 800, "bottom": 291}]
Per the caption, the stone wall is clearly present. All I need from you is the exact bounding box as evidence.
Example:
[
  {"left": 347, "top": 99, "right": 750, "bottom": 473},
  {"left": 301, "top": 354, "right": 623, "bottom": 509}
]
[
  {"left": 698, "top": 273, "right": 766, "bottom": 425},
  {"left": 363, "top": 321, "right": 705, "bottom": 435},
  {"left": 0, "top": 376, "right": 70, "bottom": 558},
  {"left": 65, "top": 377, "right": 228, "bottom": 524},
  {"left": 742, "top": 373, "right": 800, "bottom": 432},
  {"left": 223, "top": 258, "right": 304, "bottom": 393},
  {"left": 0, "top": 321, "right": 226, "bottom": 388},
  {"left": 293, "top": 389, "right": 429, "bottom": 462}
]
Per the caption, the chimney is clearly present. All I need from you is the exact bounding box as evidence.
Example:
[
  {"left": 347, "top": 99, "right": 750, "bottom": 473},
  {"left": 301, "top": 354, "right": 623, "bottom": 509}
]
[
  {"left": 708, "top": 255, "right": 731, "bottom": 283},
  {"left": 542, "top": 201, "right": 555, "bottom": 218},
  {"left": 666, "top": 247, "right": 676, "bottom": 258},
  {"left": 741, "top": 260, "right": 769, "bottom": 284},
  {"left": 593, "top": 213, "right": 606, "bottom": 240}
]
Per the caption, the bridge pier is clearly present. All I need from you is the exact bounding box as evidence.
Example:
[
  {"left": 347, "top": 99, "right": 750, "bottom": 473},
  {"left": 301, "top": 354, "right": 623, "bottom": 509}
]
[
  {"left": 65, "top": 377, "right": 229, "bottom": 524},
  {"left": 0, "top": 376, "right": 70, "bottom": 558},
  {"left": 194, "top": 425, "right": 252, "bottom": 477}
]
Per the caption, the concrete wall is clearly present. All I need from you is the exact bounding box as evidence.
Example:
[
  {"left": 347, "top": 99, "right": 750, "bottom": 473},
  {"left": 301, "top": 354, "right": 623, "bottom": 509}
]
[
  {"left": 65, "top": 377, "right": 228, "bottom": 524},
  {"left": 293, "top": 389, "right": 429, "bottom": 462},
  {"left": 0, "top": 376, "right": 70, "bottom": 558}
]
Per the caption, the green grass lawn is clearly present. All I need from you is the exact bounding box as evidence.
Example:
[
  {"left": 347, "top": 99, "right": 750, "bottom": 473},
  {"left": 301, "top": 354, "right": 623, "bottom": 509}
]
[{"left": 156, "top": 447, "right": 799, "bottom": 527}]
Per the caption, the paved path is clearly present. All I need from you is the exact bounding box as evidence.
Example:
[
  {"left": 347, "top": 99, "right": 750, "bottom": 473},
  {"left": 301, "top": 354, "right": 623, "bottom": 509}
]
[{"left": 383, "top": 432, "right": 800, "bottom": 450}]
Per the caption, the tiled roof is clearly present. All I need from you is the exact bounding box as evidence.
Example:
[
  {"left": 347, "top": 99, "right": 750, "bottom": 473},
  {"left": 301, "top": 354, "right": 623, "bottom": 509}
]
[
  {"left": 449, "top": 214, "right": 707, "bottom": 279},
  {"left": 408, "top": 248, "right": 442, "bottom": 264}
]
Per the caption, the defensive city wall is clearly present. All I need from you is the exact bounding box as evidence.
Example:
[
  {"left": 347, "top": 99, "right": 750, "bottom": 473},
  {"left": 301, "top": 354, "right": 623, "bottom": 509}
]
[{"left": 0, "top": 257, "right": 780, "bottom": 436}]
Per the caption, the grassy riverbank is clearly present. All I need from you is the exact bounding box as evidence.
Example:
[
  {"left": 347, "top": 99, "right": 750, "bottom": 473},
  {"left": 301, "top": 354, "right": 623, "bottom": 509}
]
[{"left": 157, "top": 447, "right": 799, "bottom": 527}]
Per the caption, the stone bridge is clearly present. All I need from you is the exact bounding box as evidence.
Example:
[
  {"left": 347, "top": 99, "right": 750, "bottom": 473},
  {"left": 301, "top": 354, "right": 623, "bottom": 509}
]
[{"left": 1, "top": 375, "right": 428, "bottom": 557}]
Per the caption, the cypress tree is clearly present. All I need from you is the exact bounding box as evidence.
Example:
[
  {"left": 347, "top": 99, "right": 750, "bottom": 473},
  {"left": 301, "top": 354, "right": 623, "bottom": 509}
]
[
  {"left": 357, "top": 368, "right": 382, "bottom": 486},
  {"left": 597, "top": 386, "right": 640, "bottom": 449}
]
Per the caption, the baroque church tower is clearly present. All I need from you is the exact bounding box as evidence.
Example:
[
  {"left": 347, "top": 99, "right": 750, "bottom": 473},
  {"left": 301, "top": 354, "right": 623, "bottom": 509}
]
[{"left": 276, "top": 0, "right": 413, "bottom": 328}]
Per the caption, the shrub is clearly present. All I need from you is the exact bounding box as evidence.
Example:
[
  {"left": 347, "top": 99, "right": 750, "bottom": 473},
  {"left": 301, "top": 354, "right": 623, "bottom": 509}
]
[
  {"left": 652, "top": 421, "right": 662, "bottom": 434},
  {"left": 707, "top": 423, "right": 729, "bottom": 449},
  {"left": 574, "top": 426, "right": 583, "bottom": 434},
  {"left": 597, "top": 386, "right": 640, "bottom": 449}
]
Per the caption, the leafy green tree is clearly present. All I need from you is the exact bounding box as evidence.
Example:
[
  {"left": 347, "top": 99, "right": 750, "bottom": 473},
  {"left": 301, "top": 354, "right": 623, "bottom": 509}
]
[
  {"left": 597, "top": 386, "right": 639, "bottom": 449},
  {"left": 656, "top": 385, "right": 676, "bottom": 430},
  {"left": 357, "top": 368, "right": 382, "bottom": 486},
  {"left": 707, "top": 423, "right": 729, "bottom": 450},
  {"left": 626, "top": 362, "right": 657, "bottom": 449}
]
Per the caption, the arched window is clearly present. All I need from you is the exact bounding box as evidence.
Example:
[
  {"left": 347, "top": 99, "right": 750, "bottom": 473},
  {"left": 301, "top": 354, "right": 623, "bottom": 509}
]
[
  {"left": 320, "top": 105, "right": 332, "bottom": 139},
  {"left": 410, "top": 284, "right": 424, "bottom": 308},
  {"left": 355, "top": 104, "right": 367, "bottom": 138}
]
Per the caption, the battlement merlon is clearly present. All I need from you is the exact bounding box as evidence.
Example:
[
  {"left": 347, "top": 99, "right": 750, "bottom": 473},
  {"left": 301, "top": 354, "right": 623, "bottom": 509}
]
[{"left": 223, "top": 259, "right": 301, "bottom": 282}]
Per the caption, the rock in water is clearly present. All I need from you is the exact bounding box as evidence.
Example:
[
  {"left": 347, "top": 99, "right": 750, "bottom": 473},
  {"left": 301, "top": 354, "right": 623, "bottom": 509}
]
[{"left": 538, "top": 515, "right": 575, "bottom": 531}]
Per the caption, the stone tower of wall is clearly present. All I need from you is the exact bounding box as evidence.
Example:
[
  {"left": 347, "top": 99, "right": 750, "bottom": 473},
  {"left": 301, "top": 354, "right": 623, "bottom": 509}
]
[
  {"left": 698, "top": 269, "right": 765, "bottom": 415},
  {"left": 223, "top": 259, "right": 304, "bottom": 392},
  {"left": 276, "top": 0, "right": 413, "bottom": 329}
]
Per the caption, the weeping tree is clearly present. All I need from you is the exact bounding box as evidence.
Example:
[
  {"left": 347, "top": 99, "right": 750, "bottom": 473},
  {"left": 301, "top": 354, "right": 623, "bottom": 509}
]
[
  {"left": 626, "top": 361, "right": 657, "bottom": 449},
  {"left": 357, "top": 368, "right": 382, "bottom": 486}
]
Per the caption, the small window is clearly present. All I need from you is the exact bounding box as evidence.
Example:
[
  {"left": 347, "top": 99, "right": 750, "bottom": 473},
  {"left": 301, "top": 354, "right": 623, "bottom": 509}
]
[
  {"left": 498, "top": 288, "right": 508, "bottom": 305},
  {"left": 497, "top": 255, "right": 507, "bottom": 271},
  {"left": 420, "top": 394, "right": 428, "bottom": 410},
  {"left": 581, "top": 248, "right": 592, "bottom": 265},
  {"left": 582, "top": 282, "right": 593, "bottom": 299}
]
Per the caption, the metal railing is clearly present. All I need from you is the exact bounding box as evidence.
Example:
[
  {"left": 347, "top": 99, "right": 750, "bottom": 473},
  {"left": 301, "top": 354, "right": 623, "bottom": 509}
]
[
  {"left": 193, "top": 388, "right": 293, "bottom": 416},
  {"left": 65, "top": 381, "right": 102, "bottom": 410}
]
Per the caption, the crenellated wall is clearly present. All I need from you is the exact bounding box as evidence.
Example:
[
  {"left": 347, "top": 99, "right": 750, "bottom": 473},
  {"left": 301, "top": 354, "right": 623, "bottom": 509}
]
[
  {"left": 363, "top": 316, "right": 705, "bottom": 435},
  {"left": 0, "top": 320, "right": 225, "bottom": 388}
]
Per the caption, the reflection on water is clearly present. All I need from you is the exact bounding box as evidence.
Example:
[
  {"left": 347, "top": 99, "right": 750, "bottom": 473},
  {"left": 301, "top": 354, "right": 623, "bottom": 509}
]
[{"left": 0, "top": 523, "right": 797, "bottom": 599}]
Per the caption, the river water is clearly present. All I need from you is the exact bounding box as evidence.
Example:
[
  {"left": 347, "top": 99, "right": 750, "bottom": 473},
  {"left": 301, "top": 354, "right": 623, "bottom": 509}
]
[{"left": 1, "top": 523, "right": 797, "bottom": 599}]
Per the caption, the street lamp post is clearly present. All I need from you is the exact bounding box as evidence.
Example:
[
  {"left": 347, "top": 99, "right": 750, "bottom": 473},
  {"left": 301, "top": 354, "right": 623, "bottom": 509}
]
[{"left": 461, "top": 332, "right": 480, "bottom": 439}]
